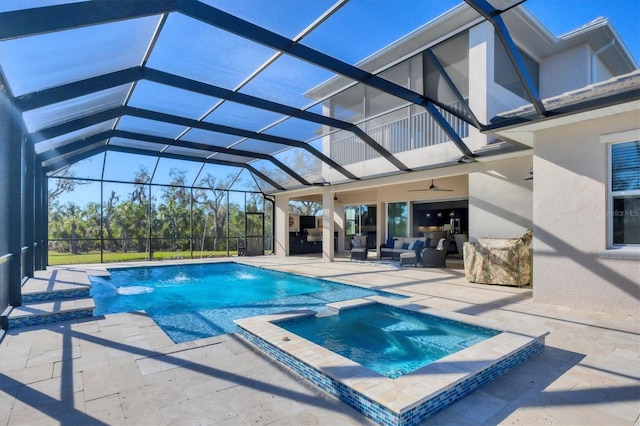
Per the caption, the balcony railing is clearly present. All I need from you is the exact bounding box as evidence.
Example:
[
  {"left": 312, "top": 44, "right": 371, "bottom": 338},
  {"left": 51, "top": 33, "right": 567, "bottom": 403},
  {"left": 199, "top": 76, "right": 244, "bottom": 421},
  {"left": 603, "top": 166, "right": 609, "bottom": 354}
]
[{"left": 330, "top": 104, "right": 469, "bottom": 166}]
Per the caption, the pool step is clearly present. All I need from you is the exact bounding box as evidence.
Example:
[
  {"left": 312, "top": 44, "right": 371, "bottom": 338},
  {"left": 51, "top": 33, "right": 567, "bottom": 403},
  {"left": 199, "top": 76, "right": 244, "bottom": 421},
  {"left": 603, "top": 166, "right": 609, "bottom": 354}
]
[
  {"left": 22, "top": 286, "right": 91, "bottom": 303},
  {"left": 1, "top": 267, "right": 95, "bottom": 330},
  {"left": 5, "top": 298, "right": 95, "bottom": 329}
]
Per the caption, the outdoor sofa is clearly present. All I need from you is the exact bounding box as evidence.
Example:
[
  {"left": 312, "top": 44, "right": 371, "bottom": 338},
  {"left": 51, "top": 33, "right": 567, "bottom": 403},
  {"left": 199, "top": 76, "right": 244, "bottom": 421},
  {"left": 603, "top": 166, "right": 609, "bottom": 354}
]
[
  {"left": 379, "top": 236, "right": 426, "bottom": 260},
  {"left": 379, "top": 232, "right": 448, "bottom": 261}
]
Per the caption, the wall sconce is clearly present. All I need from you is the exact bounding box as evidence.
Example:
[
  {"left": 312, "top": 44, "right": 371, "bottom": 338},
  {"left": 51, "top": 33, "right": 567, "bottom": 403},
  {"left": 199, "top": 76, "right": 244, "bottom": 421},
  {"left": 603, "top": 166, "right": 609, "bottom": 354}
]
[
  {"left": 524, "top": 168, "right": 533, "bottom": 180},
  {"left": 449, "top": 211, "right": 455, "bottom": 217},
  {"left": 425, "top": 212, "right": 431, "bottom": 218}
]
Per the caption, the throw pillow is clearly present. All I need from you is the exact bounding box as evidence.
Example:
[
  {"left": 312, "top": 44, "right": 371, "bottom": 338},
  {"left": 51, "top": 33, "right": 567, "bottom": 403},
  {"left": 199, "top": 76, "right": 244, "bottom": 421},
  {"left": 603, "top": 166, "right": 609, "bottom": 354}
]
[
  {"left": 401, "top": 242, "right": 410, "bottom": 250},
  {"left": 436, "top": 238, "right": 446, "bottom": 251},
  {"left": 413, "top": 240, "right": 424, "bottom": 252},
  {"left": 386, "top": 238, "right": 395, "bottom": 247},
  {"left": 351, "top": 238, "right": 361, "bottom": 248},
  {"left": 394, "top": 240, "right": 404, "bottom": 249}
]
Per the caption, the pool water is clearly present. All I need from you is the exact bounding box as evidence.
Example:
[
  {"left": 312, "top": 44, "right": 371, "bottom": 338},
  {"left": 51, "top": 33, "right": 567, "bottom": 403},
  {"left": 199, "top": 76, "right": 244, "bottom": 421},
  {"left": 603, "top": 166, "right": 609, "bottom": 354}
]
[
  {"left": 276, "top": 303, "right": 500, "bottom": 378},
  {"left": 89, "top": 262, "right": 403, "bottom": 343}
]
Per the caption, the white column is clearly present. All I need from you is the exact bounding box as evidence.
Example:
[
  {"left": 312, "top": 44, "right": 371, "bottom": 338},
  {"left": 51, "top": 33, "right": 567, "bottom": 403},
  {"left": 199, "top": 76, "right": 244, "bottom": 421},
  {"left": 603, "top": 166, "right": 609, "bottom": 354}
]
[
  {"left": 376, "top": 200, "right": 385, "bottom": 259},
  {"left": 321, "top": 187, "right": 334, "bottom": 262},
  {"left": 333, "top": 201, "right": 345, "bottom": 252},
  {"left": 274, "top": 195, "right": 289, "bottom": 257}
]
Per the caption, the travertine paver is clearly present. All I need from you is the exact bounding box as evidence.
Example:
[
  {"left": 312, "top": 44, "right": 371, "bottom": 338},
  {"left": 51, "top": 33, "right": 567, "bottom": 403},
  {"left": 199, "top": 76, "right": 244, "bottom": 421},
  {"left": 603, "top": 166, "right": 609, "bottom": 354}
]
[
  {"left": 21, "top": 267, "right": 92, "bottom": 294},
  {"left": 0, "top": 257, "right": 638, "bottom": 425}
]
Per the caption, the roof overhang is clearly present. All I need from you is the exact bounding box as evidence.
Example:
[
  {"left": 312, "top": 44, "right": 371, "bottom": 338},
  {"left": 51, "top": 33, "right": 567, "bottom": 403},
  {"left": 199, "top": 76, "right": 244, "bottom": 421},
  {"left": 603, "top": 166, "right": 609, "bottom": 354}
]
[{"left": 486, "top": 71, "right": 640, "bottom": 145}]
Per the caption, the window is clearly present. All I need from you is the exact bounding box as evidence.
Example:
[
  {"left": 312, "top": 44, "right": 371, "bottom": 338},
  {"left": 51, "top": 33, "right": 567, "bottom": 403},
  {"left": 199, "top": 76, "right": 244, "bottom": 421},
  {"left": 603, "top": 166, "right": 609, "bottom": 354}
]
[
  {"left": 387, "top": 202, "right": 408, "bottom": 238},
  {"left": 609, "top": 140, "right": 640, "bottom": 246},
  {"left": 345, "top": 204, "right": 377, "bottom": 247},
  {"left": 345, "top": 205, "right": 358, "bottom": 236}
]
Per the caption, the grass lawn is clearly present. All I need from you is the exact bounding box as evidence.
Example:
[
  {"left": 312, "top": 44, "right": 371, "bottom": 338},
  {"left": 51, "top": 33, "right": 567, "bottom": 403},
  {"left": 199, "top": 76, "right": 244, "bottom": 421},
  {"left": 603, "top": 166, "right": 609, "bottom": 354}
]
[{"left": 48, "top": 250, "right": 236, "bottom": 265}]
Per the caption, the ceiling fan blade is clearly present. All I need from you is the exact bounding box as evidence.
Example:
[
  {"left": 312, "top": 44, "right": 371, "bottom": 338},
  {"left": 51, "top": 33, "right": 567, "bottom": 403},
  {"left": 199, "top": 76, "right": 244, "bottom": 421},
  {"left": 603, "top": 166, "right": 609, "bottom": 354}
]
[
  {"left": 430, "top": 179, "right": 453, "bottom": 191},
  {"left": 408, "top": 179, "right": 453, "bottom": 192}
]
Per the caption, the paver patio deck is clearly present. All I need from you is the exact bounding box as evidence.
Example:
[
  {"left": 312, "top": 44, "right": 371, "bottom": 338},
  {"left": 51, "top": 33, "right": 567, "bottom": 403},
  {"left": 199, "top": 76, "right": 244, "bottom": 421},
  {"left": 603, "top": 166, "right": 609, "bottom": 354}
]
[{"left": 1, "top": 256, "right": 638, "bottom": 425}]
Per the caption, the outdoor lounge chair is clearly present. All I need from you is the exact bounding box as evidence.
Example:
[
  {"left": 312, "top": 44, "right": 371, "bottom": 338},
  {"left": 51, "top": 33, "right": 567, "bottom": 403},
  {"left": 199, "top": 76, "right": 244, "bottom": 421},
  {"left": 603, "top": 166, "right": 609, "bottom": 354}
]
[
  {"left": 420, "top": 238, "right": 448, "bottom": 267},
  {"left": 349, "top": 235, "right": 368, "bottom": 261}
]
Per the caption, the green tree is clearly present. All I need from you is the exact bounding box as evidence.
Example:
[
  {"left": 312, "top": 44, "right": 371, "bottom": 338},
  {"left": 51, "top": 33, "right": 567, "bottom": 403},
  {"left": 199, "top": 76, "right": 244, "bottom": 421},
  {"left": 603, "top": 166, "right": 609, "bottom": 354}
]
[
  {"left": 257, "top": 149, "right": 321, "bottom": 188},
  {"left": 55, "top": 202, "right": 86, "bottom": 254},
  {"left": 290, "top": 201, "right": 322, "bottom": 216},
  {"left": 48, "top": 199, "right": 65, "bottom": 252},
  {"left": 113, "top": 200, "right": 147, "bottom": 252},
  {"left": 48, "top": 168, "right": 89, "bottom": 204},
  {"left": 129, "top": 167, "right": 152, "bottom": 252},
  {"left": 103, "top": 191, "right": 119, "bottom": 252},
  {"left": 85, "top": 202, "right": 102, "bottom": 252},
  {"left": 227, "top": 200, "right": 244, "bottom": 250},
  {"left": 257, "top": 150, "right": 322, "bottom": 216},
  {"left": 195, "top": 173, "right": 236, "bottom": 251},
  {"left": 48, "top": 169, "right": 91, "bottom": 254},
  {"left": 131, "top": 166, "right": 151, "bottom": 204},
  {"left": 158, "top": 169, "right": 191, "bottom": 251}
]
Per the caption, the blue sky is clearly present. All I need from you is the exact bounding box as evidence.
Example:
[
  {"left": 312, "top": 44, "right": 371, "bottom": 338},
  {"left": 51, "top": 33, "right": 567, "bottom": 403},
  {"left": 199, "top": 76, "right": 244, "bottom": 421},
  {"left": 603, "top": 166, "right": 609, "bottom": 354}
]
[
  {"left": 525, "top": 0, "right": 640, "bottom": 64},
  {"left": 49, "top": 0, "right": 639, "bottom": 205}
]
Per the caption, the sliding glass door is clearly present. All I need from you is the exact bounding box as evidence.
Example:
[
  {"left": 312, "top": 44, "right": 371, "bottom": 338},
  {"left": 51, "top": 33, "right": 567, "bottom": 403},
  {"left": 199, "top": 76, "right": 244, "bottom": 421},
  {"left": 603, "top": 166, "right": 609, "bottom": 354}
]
[
  {"left": 387, "top": 202, "right": 408, "bottom": 238},
  {"left": 344, "top": 204, "right": 377, "bottom": 248}
]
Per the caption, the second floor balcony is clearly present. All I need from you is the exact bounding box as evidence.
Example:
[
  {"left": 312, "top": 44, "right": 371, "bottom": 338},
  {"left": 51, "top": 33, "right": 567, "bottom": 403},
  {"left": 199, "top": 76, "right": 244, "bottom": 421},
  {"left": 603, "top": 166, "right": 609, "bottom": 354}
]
[{"left": 329, "top": 104, "right": 469, "bottom": 166}]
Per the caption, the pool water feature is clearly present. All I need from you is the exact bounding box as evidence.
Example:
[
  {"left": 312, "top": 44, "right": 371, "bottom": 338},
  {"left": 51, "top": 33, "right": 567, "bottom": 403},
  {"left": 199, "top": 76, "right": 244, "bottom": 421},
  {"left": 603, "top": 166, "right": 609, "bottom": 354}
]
[
  {"left": 89, "top": 262, "right": 404, "bottom": 343},
  {"left": 236, "top": 299, "right": 548, "bottom": 426},
  {"left": 276, "top": 303, "right": 500, "bottom": 379}
]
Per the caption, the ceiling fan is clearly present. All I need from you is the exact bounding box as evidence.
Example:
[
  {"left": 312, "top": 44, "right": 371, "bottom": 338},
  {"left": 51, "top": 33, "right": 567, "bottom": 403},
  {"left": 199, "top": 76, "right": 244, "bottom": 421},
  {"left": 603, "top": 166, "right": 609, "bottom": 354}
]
[{"left": 408, "top": 179, "right": 453, "bottom": 192}]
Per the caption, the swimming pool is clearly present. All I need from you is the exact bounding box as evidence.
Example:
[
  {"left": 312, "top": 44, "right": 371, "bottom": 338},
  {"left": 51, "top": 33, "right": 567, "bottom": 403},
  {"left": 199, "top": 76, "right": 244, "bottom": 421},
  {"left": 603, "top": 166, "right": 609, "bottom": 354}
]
[
  {"left": 275, "top": 303, "right": 500, "bottom": 379},
  {"left": 89, "top": 262, "right": 404, "bottom": 343}
]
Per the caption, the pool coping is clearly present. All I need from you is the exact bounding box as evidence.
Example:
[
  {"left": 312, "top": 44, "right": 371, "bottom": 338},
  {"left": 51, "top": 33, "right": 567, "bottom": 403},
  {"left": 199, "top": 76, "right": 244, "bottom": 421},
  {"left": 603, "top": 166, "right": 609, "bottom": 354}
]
[{"left": 235, "top": 296, "right": 548, "bottom": 426}]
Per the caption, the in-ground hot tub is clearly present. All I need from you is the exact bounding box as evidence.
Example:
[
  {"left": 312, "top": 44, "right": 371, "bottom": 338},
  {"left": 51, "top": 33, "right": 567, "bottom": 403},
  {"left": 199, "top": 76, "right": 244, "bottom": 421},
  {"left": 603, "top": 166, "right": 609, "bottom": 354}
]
[
  {"left": 236, "top": 297, "right": 547, "bottom": 426},
  {"left": 275, "top": 302, "right": 501, "bottom": 379}
]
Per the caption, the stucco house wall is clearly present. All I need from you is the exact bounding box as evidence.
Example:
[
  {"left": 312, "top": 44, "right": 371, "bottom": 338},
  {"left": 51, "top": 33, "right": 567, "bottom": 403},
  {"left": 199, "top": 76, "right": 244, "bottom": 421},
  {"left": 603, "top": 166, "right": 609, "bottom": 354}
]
[
  {"left": 591, "top": 52, "right": 615, "bottom": 84},
  {"left": 540, "top": 44, "right": 617, "bottom": 98},
  {"left": 468, "top": 155, "right": 533, "bottom": 242},
  {"left": 532, "top": 110, "right": 639, "bottom": 316},
  {"left": 540, "top": 45, "right": 591, "bottom": 98}
]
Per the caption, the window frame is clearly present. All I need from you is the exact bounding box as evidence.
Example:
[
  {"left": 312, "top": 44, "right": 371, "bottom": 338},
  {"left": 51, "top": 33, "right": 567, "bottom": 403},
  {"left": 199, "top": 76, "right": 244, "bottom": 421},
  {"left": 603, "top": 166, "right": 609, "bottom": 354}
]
[
  {"left": 601, "top": 130, "right": 640, "bottom": 258},
  {"left": 386, "top": 201, "right": 409, "bottom": 239}
]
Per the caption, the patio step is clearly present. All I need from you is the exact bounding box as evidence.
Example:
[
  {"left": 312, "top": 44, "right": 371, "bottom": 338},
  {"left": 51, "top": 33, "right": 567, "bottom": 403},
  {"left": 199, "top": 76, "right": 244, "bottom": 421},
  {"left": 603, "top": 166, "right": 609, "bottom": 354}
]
[
  {"left": 5, "top": 298, "right": 95, "bottom": 329},
  {"left": 1, "top": 267, "right": 96, "bottom": 330}
]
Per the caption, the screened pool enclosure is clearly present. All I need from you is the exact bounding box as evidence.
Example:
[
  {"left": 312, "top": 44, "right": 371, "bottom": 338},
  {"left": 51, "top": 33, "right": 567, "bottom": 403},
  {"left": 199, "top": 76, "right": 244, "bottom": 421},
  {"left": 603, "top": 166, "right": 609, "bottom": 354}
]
[
  {"left": 47, "top": 161, "right": 273, "bottom": 264},
  {"left": 3, "top": 0, "right": 603, "bottom": 316}
]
